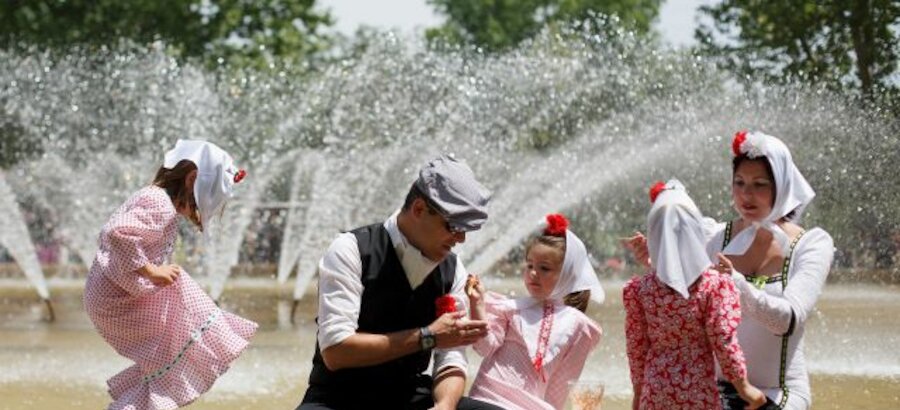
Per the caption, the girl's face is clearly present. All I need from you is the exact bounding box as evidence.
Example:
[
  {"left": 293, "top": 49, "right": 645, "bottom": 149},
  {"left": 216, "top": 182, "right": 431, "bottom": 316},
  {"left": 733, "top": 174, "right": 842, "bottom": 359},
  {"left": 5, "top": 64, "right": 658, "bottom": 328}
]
[
  {"left": 522, "top": 243, "right": 564, "bottom": 300},
  {"left": 732, "top": 160, "right": 775, "bottom": 222},
  {"left": 178, "top": 170, "right": 201, "bottom": 227}
]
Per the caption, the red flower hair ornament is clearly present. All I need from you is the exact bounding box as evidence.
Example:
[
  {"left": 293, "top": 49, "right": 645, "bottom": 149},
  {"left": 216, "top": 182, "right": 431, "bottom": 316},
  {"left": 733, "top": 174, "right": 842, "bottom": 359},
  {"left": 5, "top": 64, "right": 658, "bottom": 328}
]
[
  {"left": 649, "top": 181, "right": 667, "bottom": 203},
  {"left": 544, "top": 213, "right": 569, "bottom": 237},
  {"left": 435, "top": 295, "right": 457, "bottom": 317},
  {"left": 731, "top": 129, "right": 768, "bottom": 158},
  {"left": 731, "top": 130, "right": 748, "bottom": 156},
  {"left": 233, "top": 169, "right": 247, "bottom": 184}
]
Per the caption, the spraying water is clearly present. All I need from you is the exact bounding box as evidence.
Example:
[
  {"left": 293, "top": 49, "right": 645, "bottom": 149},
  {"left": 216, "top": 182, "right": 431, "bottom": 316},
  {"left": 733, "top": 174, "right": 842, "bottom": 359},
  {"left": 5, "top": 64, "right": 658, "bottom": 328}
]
[
  {"left": 1, "top": 21, "right": 899, "bottom": 408},
  {"left": 1, "top": 21, "right": 897, "bottom": 301}
]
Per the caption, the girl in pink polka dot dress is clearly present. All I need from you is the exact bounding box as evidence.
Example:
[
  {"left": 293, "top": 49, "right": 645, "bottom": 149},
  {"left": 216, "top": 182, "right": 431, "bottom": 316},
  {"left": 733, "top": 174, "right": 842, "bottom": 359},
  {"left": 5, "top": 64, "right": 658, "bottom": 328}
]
[
  {"left": 623, "top": 180, "right": 764, "bottom": 410},
  {"left": 465, "top": 214, "right": 604, "bottom": 410},
  {"left": 83, "top": 140, "right": 257, "bottom": 410}
]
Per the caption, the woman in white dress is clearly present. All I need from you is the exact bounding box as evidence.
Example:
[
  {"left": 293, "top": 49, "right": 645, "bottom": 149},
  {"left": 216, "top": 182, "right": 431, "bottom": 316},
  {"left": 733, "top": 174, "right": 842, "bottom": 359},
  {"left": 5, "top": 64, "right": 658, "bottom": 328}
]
[{"left": 626, "top": 130, "right": 834, "bottom": 409}]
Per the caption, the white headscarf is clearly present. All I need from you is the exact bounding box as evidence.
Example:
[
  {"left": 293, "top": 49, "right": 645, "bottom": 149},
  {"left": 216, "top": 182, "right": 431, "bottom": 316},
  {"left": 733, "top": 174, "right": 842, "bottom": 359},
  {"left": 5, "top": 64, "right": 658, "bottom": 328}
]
[
  {"left": 163, "top": 140, "right": 242, "bottom": 238},
  {"left": 548, "top": 229, "right": 606, "bottom": 305},
  {"left": 647, "top": 179, "right": 712, "bottom": 299},
  {"left": 516, "top": 216, "right": 604, "bottom": 367},
  {"left": 724, "top": 131, "right": 815, "bottom": 256}
]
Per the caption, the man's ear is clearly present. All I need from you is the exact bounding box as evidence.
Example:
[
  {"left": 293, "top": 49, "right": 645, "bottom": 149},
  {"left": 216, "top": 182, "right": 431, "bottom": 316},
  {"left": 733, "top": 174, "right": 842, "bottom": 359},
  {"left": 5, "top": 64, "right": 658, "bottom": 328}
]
[{"left": 410, "top": 197, "right": 427, "bottom": 218}]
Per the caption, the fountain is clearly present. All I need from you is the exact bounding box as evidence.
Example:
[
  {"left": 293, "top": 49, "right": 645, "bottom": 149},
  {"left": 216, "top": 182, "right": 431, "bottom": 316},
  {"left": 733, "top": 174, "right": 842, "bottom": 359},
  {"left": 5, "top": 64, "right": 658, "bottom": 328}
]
[
  {"left": 1, "top": 21, "right": 898, "bottom": 409},
  {"left": 0, "top": 171, "right": 52, "bottom": 319}
]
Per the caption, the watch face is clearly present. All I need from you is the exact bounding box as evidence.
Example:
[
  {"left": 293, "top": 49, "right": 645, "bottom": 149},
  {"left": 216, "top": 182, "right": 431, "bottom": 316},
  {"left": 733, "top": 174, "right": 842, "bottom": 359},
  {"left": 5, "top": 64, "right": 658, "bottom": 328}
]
[{"left": 421, "top": 333, "right": 435, "bottom": 350}]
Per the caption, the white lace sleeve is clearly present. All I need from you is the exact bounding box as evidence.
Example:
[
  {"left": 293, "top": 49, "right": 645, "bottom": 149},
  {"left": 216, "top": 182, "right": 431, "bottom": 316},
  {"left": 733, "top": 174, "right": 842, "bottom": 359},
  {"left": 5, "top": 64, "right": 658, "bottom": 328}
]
[{"left": 734, "top": 229, "right": 834, "bottom": 335}]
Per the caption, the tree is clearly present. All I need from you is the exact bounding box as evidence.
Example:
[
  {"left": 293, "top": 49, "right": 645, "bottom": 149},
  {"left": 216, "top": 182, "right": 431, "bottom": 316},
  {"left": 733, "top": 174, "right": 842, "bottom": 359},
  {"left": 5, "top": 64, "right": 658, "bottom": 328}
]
[
  {"left": 425, "top": 0, "right": 663, "bottom": 52},
  {"left": 696, "top": 0, "right": 900, "bottom": 96},
  {"left": 0, "top": 0, "right": 333, "bottom": 70}
]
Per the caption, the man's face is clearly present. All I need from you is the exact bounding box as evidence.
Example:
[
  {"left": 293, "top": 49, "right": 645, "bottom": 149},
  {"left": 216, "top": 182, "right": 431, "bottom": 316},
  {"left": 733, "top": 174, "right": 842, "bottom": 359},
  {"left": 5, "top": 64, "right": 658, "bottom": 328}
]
[{"left": 412, "top": 198, "right": 467, "bottom": 261}]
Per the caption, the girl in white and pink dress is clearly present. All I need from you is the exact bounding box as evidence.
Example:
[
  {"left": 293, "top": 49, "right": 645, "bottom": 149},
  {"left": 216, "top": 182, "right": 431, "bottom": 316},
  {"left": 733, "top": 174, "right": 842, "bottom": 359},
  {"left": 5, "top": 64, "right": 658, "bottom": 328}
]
[
  {"left": 83, "top": 140, "right": 257, "bottom": 410},
  {"left": 465, "top": 214, "right": 604, "bottom": 410},
  {"left": 623, "top": 180, "right": 764, "bottom": 410}
]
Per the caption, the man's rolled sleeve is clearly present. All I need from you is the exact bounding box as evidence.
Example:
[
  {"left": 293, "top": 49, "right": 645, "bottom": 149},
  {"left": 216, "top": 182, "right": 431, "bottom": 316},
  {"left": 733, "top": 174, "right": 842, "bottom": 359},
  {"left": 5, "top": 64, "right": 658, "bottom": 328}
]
[
  {"left": 434, "top": 347, "right": 468, "bottom": 373},
  {"left": 316, "top": 233, "right": 365, "bottom": 350}
]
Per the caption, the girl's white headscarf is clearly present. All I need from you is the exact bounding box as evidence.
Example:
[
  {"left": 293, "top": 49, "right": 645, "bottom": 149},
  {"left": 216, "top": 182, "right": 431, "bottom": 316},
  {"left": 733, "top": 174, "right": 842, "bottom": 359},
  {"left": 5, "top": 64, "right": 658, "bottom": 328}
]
[
  {"left": 725, "top": 131, "right": 815, "bottom": 256},
  {"left": 515, "top": 215, "right": 605, "bottom": 367},
  {"left": 546, "top": 224, "right": 606, "bottom": 305},
  {"left": 163, "top": 140, "right": 241, "bottom": 238},
  {"left": 648, "top": 179, "right": 712, "bottom": 299}
]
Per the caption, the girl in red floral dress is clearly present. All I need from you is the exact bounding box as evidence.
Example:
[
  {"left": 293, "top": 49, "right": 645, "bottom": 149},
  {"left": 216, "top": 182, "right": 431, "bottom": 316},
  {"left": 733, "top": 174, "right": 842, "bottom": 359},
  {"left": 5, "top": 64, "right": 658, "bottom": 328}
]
[{"left": 623, "top": 180, "right": 765, "bottom": 410}]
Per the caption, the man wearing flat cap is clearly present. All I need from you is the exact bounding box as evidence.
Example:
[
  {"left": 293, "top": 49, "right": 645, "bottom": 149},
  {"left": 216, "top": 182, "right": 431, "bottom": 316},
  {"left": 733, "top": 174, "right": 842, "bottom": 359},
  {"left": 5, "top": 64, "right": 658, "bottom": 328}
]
[{"left": 297, "top": 155, "right": 502, "bottom": 410}]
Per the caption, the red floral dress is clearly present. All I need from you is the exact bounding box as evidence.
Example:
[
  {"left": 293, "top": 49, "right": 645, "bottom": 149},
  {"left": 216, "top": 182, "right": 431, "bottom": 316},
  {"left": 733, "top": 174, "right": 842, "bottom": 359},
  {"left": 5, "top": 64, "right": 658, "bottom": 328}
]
[{"left": 623, "top": 270, "right": 746, "bottom": 410}]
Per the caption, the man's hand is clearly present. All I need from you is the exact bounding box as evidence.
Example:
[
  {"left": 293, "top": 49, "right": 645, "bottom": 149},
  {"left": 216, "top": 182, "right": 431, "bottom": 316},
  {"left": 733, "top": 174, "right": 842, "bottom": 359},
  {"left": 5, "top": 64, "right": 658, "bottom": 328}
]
[{"left": 429, "top": 311, "right": 487, "bottom": 348}]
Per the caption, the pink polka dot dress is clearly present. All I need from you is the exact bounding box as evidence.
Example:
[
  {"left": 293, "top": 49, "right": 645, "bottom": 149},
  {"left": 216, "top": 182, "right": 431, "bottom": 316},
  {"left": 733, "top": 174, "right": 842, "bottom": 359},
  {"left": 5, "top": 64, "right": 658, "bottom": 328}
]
[
  {"left": 623, "top": 270, "right": 746, "bottom": 410},
  {"left": 83, "top": 186, "right": 257, "bottom": 410}
]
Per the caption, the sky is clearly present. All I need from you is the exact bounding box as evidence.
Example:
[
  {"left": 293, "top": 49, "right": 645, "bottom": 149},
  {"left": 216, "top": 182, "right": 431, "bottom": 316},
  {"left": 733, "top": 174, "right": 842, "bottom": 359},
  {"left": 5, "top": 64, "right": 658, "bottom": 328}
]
[{"left": 318, "top": 0, "right": 713, "bottom": 47}]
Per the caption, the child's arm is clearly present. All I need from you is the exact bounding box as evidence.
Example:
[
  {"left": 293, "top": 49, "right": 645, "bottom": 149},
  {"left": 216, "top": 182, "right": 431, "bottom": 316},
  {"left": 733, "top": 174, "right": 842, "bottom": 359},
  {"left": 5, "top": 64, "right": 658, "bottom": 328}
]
[
  {"left": 622, "top": 278, "right": 649, "bottom": 401},
  {"left": 465, "top": 275, "right": 486, "bottom": 321},
  {"left": 465, "top": 275, "right": 510, "bottom": 357},
  {"left": 104, "top": 191, "right": 178, "bottom": 295},
  {"left": 702, "top": 273, "right": 766, "bottom": 408},
  {"left": 137, "top": 263, "right": 182, "bottom": 286}
]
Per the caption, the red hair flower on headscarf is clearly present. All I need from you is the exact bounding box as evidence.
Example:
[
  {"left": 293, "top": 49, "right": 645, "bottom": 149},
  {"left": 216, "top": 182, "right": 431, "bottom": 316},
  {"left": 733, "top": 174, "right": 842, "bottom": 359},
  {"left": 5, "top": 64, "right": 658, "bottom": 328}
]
[
  {"left": 649, "top": 181, "right": 666, "bottom": 203},
  {"left": 544, "top": 213, "right": 569, "bottom": 237},
  {"left": 732, "top": 130, "right": 748, "bottom": 156},
  {"left": 435, "top": 295, "right": 457, "bottom": 317},
  {"left": 234, "top": 169, "right": 247, "bottom": 183}
]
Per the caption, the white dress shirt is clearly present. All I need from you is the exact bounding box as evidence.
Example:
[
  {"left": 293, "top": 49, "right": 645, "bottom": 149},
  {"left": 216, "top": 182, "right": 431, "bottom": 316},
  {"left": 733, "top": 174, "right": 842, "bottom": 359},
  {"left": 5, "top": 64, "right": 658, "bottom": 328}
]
[{"left": 315, "top": 210, "right": 470, "bottom": 374}]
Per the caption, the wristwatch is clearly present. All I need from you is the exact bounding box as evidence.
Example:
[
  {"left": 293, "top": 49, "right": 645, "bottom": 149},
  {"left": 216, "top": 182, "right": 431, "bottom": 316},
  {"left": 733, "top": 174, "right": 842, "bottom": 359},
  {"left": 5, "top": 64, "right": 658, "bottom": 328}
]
[{"left": 419, "top": 327, "right": 436, "bottom": 351}]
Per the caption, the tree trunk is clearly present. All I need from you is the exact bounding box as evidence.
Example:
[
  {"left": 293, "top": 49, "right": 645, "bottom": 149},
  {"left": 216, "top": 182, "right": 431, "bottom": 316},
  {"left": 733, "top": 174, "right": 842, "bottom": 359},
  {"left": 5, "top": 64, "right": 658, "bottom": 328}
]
[{"left": 848, "top": 0, "right": 875, "bottom": 95}]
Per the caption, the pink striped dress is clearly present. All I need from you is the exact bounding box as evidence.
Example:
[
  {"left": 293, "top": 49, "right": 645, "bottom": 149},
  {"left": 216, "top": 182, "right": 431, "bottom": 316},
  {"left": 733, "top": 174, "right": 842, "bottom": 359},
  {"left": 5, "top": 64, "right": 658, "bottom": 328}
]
[
  {"left": 83, "top": 186, "right": 257, "bottom": 410},
  {"left": 469, "top": 292, "right": 602, "bottom": 410}
]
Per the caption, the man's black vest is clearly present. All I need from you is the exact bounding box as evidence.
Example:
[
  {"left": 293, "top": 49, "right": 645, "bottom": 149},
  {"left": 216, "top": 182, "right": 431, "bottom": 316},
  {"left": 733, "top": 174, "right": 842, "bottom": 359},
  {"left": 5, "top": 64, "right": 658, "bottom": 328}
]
[{"left": 306, "top": 223, "right": 457, "bottom": 399}]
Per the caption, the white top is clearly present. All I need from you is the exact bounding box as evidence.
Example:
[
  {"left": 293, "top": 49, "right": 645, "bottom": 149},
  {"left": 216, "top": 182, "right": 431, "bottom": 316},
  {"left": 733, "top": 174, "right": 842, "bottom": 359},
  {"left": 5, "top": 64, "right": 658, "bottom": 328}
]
[
  {"left": 315, "top": 210, "right": 469, "bottom": 374},
  {"left": 707, "top": 225, "right": 834, "bottom": 409}
]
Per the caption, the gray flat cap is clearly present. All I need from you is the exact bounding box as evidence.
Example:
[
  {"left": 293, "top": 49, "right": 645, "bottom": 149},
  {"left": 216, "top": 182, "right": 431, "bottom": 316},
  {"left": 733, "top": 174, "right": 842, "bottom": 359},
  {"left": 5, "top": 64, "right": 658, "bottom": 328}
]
[{"left": 415, "top": 155, "right": 492, "bottom": 232}]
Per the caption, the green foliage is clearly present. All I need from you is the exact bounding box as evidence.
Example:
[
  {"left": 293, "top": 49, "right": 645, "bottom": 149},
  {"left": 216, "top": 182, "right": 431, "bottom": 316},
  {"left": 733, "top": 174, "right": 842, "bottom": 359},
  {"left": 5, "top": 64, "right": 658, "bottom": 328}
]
[
  {"left": 0, "top": 0, "right": 333, "bottom": 70},
  {"left": 425, "top": 0, "right": 662, "bottom": 51},
  {"left": 696, "top": 0, "right": 900, "bottom": 95}
]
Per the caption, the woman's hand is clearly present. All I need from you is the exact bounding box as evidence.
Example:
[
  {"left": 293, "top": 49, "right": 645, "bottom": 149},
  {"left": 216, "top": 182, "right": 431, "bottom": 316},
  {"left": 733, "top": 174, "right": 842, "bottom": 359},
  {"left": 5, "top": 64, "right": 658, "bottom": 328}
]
[
  {"left": 715, "top": 253, "right": 746, "bottom": 282},
  {"left": 623, "top": 231, "right": 650, "bottom": 267},
  {"left": 715, "top": 253, "right": 734, "bottom": 275},
  {"left": 139, "top": 263, "right": 181, "bottom": 286},
  {"left": 735, "top": 379, "right": 767, "bottom": 410}
]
